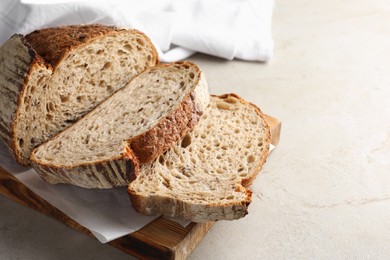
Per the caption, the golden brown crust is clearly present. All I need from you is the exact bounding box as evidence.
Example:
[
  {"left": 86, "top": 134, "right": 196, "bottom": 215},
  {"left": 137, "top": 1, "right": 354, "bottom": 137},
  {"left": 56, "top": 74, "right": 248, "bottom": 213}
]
[
  {"left": 25, "top": 24, "right": 121, "bottom": 68},
  {"left": 0, "top": 34, "right": 48, "bottom": 165},
  {"left": 25, "top": 24, "right": 159, "bottom": 69},
  {"left": 33, "top": 153, "right": 138, "bottom": 189},
  {"left": 129, "top": 94, "right": 203, "bottom": 164}
]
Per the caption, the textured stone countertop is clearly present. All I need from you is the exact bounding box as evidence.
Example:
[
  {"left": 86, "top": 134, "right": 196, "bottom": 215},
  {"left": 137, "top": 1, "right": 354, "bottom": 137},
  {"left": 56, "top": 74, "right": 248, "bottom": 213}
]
[{"left": 1, "top": 0, "right": 390, "bottom": 259}]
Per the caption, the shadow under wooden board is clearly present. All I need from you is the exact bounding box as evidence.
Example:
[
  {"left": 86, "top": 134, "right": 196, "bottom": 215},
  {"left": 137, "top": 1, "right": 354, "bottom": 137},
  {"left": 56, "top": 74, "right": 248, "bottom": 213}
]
[{"left": 0, "top": 115, "right": 281, "bottom": 260}]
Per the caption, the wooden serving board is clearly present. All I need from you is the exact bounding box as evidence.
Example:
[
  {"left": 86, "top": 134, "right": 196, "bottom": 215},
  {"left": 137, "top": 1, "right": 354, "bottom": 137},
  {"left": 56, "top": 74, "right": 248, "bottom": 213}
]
[{"left": 0, "top": 115, "right": 281, "bottom": 260}]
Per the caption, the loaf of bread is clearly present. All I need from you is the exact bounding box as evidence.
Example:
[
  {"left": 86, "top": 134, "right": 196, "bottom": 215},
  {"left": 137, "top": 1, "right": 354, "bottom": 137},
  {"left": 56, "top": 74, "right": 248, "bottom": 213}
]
[
  {"left": 0, "top": 24, "right": 158, "bottom": 166},
  {"left": 30, "top": 62, "right": 209, "bottom": 189},
  {"left": 128, "top": 94, "right": 270, "bottom": 222}
]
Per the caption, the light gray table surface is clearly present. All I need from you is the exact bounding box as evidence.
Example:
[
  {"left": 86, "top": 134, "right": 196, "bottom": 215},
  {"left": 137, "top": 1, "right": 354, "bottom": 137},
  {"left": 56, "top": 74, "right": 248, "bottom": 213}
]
[{"left": 1, "top": 0, "right": 390, "bottom": 259}]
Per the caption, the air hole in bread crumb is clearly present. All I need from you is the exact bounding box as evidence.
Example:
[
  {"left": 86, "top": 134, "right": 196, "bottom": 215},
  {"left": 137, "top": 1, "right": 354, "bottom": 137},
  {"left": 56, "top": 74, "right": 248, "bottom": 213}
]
[
  {"left": 37, "top": 77, "right": 44, "bottom": 86},
  {"left": 258, "top": 142, "right": 263, "bottom": 147},
  {"left": 65, "top": 119, "right": 76, "bottom": 124},
  {"left": 247, "top": 155, "right": 255, "bottom": 163},
  {"left": 181, "top": 134, "right": 191, "bottom": 148},
  {"left": 226, "top": 195, "right": 234, "bottom": 200},
  {"left": 180, "top": 81, "right": 185, "bottom": 88},
  {"left": 46, "top": 114, "right": 53, "bottom": 121},
  {"left": 60, "top": 95, "right": 69, "bottom": 103},
  {"left": 46, "top": 102, "right": 55, "bottom": 112},
  {"left": 77, "top": 96, "right": 85, "bottom": 102},
  {"left": 19, "top": 138, "right": 24, "bottom": 147},
  {"left": 23, "top": 96, "right": 29, "bottom": 105},
  {"left": 216, "top": 102, "right": 230, "bottom": 110},
  {"left": 189, "top": 72, "right": 195, "bottom": 79},
  {"left": 136, "top": 39, "right": 145, "bottom": 46},
  {"left": 103, "top": 62, "right": 112, "bottom": 70},
  {"left": 123, "top": 44, "right": 132, "bottom": 52},
  {"left": 216, "top": 155, "right": 222, "bottom": 160},
  {"left": 221, "top": 146, "right": 228, "bottom": 150},
  {"left": 238, "top": 167, "right": 244, "bottom": 172},
  {"left": 117, "top": 50, "right": 126, "bottom": 56},
  {"left": 84, "top": 135, "right": 91, "bottom": 145},
  {"left": 147, "top": 55, "right": 151, "bottom": 61},
  {"left": 106, "top": 85, "right": 114, "bottom": 93},
  {"left": 235, "top": 129, "right": 240, "bottom": 133},
  {"left": 96, "top": 49, "right": 104, "bottom": 55},
  {"left": 159, "top": 157, "right": 165, "bottom": 164}
]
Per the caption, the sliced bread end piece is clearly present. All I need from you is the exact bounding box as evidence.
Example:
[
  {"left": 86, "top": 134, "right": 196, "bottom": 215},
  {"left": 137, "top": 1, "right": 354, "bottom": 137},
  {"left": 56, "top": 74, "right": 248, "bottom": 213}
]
[
  {"left": 0, "top": 24, "right": 158, "bottom": 166},
  {"left": 30, "top": 62, "right": 209, "bottom": 189},
  {"left": 128, "top": 94, "right": 270, "bottom": 222}
]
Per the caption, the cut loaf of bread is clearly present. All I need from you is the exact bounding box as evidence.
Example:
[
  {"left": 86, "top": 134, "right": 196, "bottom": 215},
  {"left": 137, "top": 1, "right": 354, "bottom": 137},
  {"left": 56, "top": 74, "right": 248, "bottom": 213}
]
[
  {"left": 30, "top": 62, "right": 209, "bottom": 189},
  {"left": 0, "top": 24, "right": 158, "bottom": 166},
  {"left": 128, "top": 94, "right": 270, "bottom": 222}
]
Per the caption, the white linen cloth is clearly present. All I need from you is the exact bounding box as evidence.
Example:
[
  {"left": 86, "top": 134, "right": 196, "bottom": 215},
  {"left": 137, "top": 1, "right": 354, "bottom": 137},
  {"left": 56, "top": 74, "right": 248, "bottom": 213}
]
[{"left": 0, "top": 0, "right": 273, "bottom": 62}]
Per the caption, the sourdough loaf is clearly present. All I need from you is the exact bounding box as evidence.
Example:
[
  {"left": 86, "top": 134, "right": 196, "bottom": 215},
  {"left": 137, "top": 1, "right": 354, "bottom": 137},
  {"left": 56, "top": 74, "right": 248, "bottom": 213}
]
[
  {"left": 30, "top": 62, "right": 209, "bottom": 189},
  {"left": 128, "top": 94, "right": 270, "bottom": 222},
  {"left": 0, "top": 24, "right": 158, "bottom": 166}
]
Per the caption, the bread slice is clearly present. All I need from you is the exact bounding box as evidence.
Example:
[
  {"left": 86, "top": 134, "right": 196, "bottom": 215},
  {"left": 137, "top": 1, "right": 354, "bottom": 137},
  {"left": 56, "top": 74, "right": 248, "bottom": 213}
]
[
  {"left": 0, "top": 24, "right": 158, "bottom": 166},
  {"left": 30, "top": 62, "right": 210, "bottom": 189},
  {"left": 128, "top": 94, "right": 270, "bottom": 222}
]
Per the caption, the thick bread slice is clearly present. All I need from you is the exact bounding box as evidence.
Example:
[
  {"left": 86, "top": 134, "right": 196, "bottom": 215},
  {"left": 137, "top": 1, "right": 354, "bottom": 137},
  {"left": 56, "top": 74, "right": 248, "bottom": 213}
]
[
  {"left": 0, "top": 24, "right": 158, "bottom": 166},
  {"left": 30, "top": 62, "right": 210, "bottom": 189},
  {"left": 128, "top": 94, "right": 270, "bottom": 222}
]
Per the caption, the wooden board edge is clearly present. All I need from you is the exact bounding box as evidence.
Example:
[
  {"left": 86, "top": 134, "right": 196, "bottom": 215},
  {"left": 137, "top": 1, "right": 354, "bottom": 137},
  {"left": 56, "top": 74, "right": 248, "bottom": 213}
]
[{"left": 264, "top": 114, "right": 282, "bottom": 146}]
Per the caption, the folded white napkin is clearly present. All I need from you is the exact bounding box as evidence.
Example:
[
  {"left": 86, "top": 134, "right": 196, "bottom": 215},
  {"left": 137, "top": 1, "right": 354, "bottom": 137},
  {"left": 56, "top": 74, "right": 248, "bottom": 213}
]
[{"left": 0, "top": 0, "right": 273, "bottom": 62}]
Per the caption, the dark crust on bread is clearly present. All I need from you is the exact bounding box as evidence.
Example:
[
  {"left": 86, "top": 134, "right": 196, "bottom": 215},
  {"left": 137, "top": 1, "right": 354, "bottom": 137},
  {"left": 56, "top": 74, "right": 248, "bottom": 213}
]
[
  {"left": 129, "top": 94, "right": 203, "bottom": 164},
  {"left": 25, "top": 24, "right": 159, "bottom": 69},
  {"left": 128, "top": 185, "right": 252, "bottom": 222},
  {"left": 0, "top": 34, "right": 48, "bottom": 165},
  {"left": 33, "top": 151, "right": 139, "bottom": 189}
]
